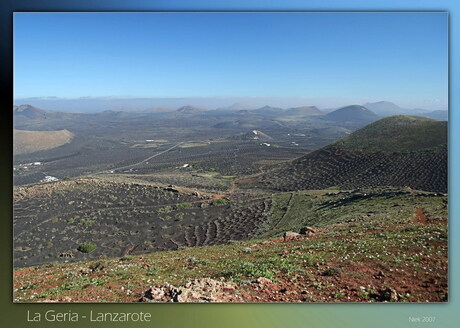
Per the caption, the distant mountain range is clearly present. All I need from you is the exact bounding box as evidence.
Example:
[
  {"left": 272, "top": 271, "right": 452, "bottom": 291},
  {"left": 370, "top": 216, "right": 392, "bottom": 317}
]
[
  {"left": 13, "top": 101, "right": 448, "bottom": 125},
  {"left": 363, "top": 101, "right": 447, "bottom": 120}
]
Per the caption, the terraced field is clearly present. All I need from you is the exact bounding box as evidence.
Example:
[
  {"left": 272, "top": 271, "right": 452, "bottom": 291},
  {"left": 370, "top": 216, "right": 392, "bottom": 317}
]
[
  {"left": 244, "top": 145, "right": 447, "bottom": 193},
  {"left": 13, "top": 179, "right": 271, "bottom": 267}
]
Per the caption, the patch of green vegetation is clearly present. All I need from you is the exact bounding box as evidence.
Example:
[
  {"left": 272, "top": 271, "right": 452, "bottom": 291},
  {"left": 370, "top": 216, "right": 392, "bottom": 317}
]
[
  {"left": 257, "top": 192, "right": 307, "bottom": 238},
  {"left": 219, "top": 256, "right": 300, "bottom": 281},
  {"left": 38, "top": 288, "right": 60, "bottom": 299},
  {"left": 157, "top": 206, "right": 173, "bottom": 214},
  {"left": 77, "top": 242, "right": 97, "bottom": 253},
  {"left": 177, "top": 202, "right": 191, "bottom": 209},
  {"left": 187, "top": 256, "right": 210, "bottom": 266},
  {"left": 175, "top": 212, "right": 185, "bottom": 221},
  {"left": 212, "top": 199, "right": 231, "bottom": 206},
  {"left": 79, "top": 218, "right": 95, "bottom": 227},
  {"left": 145, "top": 267, "right": 161, "bottom": 276},
  {"left": 257, "top": 188, "right": 448, "bottom": 239},
  {"left": 61, "top": 277, "right": 106, "bottom": 291}
]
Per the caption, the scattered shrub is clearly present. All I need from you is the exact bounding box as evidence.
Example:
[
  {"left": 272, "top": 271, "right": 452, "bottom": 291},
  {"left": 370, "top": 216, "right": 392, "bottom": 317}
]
[
  {"left": 77, "top": 242, "right": 97, "bottom": 253},
  {"left": 157, "top": 206, "right": 173, "bottom": 214},
  {"left": 321, "top": 267, "right": 343, "bottom": 277},
  {"left": 187, "top": 256, "right": 210, "bottom": 266},
  {"left": 79, "top": 219, "right": 94, "bottom": 227},
  {"left": 212, "top": 199, "right": 231, "bottom": 206},
  {"left": 177, "top": 203, "right": 191, "bottom": 209}
]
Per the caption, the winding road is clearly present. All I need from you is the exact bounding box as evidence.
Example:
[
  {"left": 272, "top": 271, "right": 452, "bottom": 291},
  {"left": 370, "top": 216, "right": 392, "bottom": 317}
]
[{"left": 94, "top": 142, "right": 183, "bottom": 175}]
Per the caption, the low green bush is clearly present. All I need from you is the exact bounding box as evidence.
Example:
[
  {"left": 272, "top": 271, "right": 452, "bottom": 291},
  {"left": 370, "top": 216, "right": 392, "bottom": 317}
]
[{"left": 77, "top": 242, "right": 97, "bottom": 253}]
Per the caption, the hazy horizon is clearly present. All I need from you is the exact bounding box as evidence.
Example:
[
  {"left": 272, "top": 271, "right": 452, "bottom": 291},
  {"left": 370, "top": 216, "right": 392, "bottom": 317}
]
[{"left": 13, "top": 96, "right": 447, "bottom": 113}]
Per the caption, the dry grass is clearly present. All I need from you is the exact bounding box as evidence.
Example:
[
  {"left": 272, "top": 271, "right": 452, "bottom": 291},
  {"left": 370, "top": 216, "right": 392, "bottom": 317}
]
[{"left": 14, "top": 129, "right": 74, "bottom": 155}]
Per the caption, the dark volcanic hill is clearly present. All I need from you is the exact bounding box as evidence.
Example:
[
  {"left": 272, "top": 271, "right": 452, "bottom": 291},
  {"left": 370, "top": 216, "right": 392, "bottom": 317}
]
[
  {"left": 13, "top": 104, "right": 49, "bottom": 120},
  {"left": 13, "top": 104, "right": 76, "bottom": 124},
  {"left": 325, "top": 105, "right": 379, "bottom": 123},
  {"left": 242, "top": 116, "right": 447, "bottom": 193},
  {"left": 285, "top": 106, "right": 323, "bottom": 116},
  {"left": 335, "top": 115, "right": 447, "bottom": 152}
]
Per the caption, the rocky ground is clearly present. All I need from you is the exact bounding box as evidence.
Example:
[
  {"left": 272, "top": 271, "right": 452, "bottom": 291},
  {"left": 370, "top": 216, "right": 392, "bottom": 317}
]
[{"left": 13, "top": 203, "right": 447, "bottom": 303}]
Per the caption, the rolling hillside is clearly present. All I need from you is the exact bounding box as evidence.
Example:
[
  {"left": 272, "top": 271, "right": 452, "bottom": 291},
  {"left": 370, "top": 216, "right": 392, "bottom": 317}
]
[
  {"left": 335, "top": 115, "right": 447, "bottom": 152},
  {"left": 13, "top": 187, "right": 447, "bottom": 302},
  {"left": 241, "top": 116, "right": 447, "bottom": 193}
]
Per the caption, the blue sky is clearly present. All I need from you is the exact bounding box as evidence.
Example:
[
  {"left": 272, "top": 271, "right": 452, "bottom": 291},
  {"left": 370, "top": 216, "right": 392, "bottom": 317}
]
[{"left": 14, "top": 12, "right": 447, "bottom": 109}]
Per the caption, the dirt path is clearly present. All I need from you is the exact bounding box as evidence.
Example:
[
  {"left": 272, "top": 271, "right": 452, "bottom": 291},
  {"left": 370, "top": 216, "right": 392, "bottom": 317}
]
[
  {"left": 271, "top": 192, "right": 294, "bottom": 230},
  {"left": 228, "top": 166, "right": 267, "bottom": 194}
]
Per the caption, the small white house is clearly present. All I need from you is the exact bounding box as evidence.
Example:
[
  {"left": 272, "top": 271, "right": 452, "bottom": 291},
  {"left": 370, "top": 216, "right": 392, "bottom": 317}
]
[{"left": 40, "top": 176, "right": 59, "bottom": 183}]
